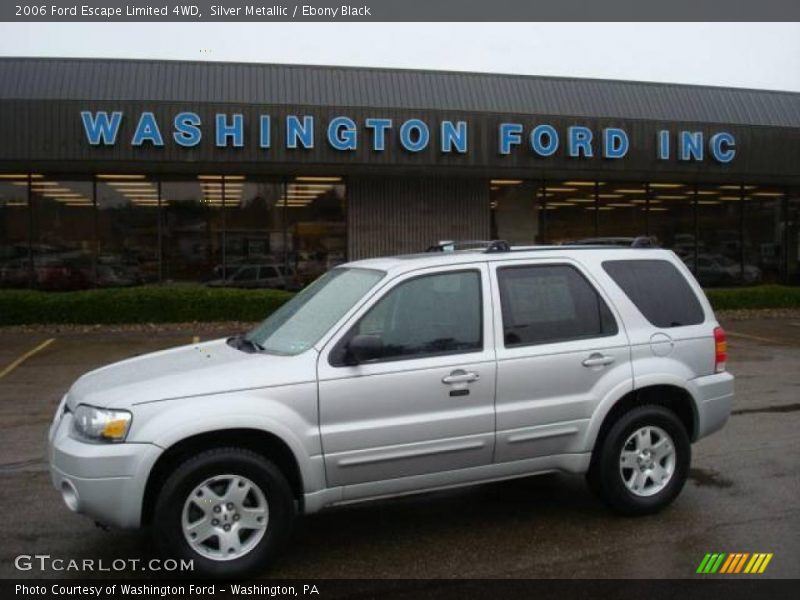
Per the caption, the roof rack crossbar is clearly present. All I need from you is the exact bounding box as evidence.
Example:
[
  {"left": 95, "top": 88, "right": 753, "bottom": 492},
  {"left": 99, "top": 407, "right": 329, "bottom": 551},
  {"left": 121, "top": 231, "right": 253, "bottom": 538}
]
[
  {"left": 631, "top": 236, "right": 657, "bottom": 248},
  {"left": 426, "top": 240, "right": 511, "bottom": 253}
]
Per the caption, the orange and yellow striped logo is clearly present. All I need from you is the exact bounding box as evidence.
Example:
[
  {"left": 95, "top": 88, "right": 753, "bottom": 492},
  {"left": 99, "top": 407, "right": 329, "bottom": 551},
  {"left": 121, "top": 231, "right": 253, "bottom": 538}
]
[{"left": 697, "top": 552, "right": 773, "bottom": 574}]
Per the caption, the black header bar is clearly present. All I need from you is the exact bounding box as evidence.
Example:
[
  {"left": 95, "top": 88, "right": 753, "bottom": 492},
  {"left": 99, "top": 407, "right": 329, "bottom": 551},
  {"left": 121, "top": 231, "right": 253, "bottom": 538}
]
[{"left": 2, "top": 0, "right": 800, "bottom": 22}]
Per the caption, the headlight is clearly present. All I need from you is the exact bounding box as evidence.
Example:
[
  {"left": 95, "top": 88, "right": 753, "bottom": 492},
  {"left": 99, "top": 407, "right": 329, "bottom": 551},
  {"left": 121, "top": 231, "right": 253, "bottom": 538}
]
[{"left": 71, "top": 405, "right": 132, "bottom": 443}]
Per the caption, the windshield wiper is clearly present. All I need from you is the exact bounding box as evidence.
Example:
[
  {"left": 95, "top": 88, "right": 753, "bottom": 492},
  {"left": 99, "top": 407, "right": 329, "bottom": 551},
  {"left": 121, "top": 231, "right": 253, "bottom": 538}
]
[{"left": 226, "top": 334, "right": 264, "bottom": 354}]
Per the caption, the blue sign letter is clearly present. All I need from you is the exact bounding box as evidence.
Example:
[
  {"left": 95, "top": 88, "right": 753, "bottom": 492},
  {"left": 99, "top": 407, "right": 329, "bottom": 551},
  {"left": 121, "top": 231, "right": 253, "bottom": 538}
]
[
  {"left": 603, "top": 128, "right": 628, "bottom": 159},
  {"left": 568, "top": 126, "right": 593, "bottom": 158},
  {"left": 441, "top": 121, "right": 468, "bottom": 153},
  {"left": 400, "top": 119, "right": 429, "bottom": 152},
  {"left": 215, "top": 113, "right": 244, "bottom": 147},
  {"left": 657, "top": 130, "right": 670, "bottom": 160},
  {"left": 328, "top": 116, "right": 358, "bottom": 151},
  {"left": 530, "top": 124, "right": 559, "bottom": 157},
  {"left": 260, "top": 115, "right": 271, "bottom": 149},
  {"left": 81, "top": 111, "right": 123, "bottom": 146},
  {"left": 499, "top": 123, "right": 523, "bottom": 155},
  {"left": 287, "top": 116, "right": 314, "bottom": 149},
  {"left": 365, "top": 118, "right": 392, "bottom": 151},
  {"left": 132, "top": 112, "right": 164, "bottom": 146},
  {"left": 679, "top": 131, "right": 704, "bottom": 161},
  {"left": 173, "top": 112, "right": 201, "bottom": 147},
  {"left": 709, "top": 132, "right": 735, "bottom": 163}
]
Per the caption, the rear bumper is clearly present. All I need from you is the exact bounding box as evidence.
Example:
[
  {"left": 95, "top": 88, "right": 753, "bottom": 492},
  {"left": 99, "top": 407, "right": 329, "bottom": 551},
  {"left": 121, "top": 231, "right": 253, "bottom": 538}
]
[
  {"left": 48, "top": 412, "right": 161, "bottom": 528},
  {"left": 692, "top": 371, "right": 735, "bottom": 441}
]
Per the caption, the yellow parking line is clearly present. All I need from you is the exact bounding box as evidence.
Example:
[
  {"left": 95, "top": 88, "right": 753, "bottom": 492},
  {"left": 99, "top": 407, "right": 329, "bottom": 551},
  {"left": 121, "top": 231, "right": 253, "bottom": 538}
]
[
  {"left": 0, "top": 338, "right": 56, "bottom": 380},
  {"left": 726, "top": 330, "right": 786, "bottom": 345}
]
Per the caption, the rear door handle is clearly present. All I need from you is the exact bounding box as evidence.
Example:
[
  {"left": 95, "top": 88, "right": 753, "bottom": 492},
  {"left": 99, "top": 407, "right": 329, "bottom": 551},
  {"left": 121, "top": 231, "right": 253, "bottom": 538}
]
[
  {"left": 582, "top": 354, "right": 615, "bottom": 368},
  {"left": 442, "top": 370, "right": 480, "bottom": 384}
]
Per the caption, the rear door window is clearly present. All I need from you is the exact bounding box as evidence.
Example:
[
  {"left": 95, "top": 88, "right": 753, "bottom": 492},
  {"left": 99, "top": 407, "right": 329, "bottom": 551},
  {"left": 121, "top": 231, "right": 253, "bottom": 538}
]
[
  {"left": 497, "top": 264, "right": 618, "bottom": 347},
  {"left": 602, "top": 259, "right": 704, "bottom": 327}
]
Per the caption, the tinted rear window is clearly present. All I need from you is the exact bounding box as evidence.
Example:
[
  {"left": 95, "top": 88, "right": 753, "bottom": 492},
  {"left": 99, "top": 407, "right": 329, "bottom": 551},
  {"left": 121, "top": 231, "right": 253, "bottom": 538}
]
[{"left": 602, "top": 259, "right": 704, "bottom": 328}]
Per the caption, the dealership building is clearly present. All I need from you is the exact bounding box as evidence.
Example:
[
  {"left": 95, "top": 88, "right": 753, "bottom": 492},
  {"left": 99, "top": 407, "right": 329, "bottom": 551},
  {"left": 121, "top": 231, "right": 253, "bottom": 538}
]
[{"left": 0, "top": 57, "right": 799, "bottom": 290}]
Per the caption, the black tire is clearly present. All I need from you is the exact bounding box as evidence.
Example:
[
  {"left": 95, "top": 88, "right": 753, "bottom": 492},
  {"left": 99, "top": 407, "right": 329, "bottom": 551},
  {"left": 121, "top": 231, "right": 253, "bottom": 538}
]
[
  {"left": 152, "top": 447, "right": 295, "bottom": 579},
  {"left": 587, "top": 405, "right": 690, "bottom": 516}
]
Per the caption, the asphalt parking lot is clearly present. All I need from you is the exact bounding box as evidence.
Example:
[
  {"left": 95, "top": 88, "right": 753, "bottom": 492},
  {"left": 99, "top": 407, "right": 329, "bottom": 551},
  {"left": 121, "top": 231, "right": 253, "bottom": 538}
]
[{"left": 0, "top": 316, "right": 798, "bottom": 580}]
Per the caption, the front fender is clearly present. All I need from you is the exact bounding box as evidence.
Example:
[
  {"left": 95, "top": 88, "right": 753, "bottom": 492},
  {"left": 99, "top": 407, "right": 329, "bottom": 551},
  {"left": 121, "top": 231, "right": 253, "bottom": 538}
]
[{"left": 127, "top": 385, "right": 326, "bottom": 492}]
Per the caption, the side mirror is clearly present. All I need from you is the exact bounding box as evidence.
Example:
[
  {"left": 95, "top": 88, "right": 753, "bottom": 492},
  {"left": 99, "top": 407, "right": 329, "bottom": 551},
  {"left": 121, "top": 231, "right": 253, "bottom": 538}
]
[{"left": 345, "top": 334, "right": 383, "bottom": 365}]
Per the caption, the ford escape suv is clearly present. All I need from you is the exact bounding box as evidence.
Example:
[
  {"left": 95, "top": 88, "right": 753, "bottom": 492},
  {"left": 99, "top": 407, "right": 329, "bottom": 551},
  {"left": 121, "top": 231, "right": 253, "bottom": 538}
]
[{"left": 48, "top": 242, "right": 734, "bottom": 578}]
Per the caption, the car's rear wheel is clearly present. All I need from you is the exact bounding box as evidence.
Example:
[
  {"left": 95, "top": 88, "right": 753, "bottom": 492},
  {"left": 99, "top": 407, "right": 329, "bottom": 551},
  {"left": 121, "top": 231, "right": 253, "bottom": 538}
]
[
  {"left": 153, "top": 447, "right": 294, "bottom": 578},
  {"left": 588, "top": 405, "right": 690, "bottom": 515}
]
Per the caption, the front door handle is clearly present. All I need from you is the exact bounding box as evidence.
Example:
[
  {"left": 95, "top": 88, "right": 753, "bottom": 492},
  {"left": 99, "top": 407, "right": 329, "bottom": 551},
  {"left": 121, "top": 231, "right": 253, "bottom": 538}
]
[
  {"left": 582, "top": 354, "right": 615, "bottom": 368},
  {"left": 442, "top": 369, "right": 480, "bottom": 384}
]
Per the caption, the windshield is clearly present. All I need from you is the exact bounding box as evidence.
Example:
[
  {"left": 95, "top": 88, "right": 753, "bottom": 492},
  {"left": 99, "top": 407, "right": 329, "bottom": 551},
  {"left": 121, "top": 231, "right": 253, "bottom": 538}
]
[{"left": 245, "top": 267, "right": 385, "bottom": 355}]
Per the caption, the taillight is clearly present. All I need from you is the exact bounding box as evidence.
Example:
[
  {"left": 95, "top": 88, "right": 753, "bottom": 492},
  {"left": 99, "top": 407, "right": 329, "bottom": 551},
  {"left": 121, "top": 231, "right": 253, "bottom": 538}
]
[{"left": 714, "top": 326, "right": 727, "bottom": 373}]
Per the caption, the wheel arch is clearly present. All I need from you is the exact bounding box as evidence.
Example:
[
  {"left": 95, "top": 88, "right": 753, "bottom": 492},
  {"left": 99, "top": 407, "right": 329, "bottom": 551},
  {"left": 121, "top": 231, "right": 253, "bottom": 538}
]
[
  {"left": 141, "top": 428, "right": 305, "bottom": 526},
  {"left": 586, "top": 381, "right": 698, "bottom": 460}
]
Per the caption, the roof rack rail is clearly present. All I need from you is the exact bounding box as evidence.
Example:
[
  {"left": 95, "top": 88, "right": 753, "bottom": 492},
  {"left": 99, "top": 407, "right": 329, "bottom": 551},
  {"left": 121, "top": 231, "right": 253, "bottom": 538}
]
[
  {"left": 426, "top": 240, "right": 511, "bottom": 253},
  {"left": 559, "top": 235, "right": 659, "bottom": 248}
]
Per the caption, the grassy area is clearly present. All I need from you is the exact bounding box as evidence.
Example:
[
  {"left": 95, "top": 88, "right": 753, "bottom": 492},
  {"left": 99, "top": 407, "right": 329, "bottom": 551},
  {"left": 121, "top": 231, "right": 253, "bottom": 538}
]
[
  {"left": 0, "top": 284, "right": 797, "bottom": 326},
  {"left": 0, "top": 286, "right": 294, "bottom": 325},
  {"left": 704, "top": 285, "right": 800, "bottom": 311}
]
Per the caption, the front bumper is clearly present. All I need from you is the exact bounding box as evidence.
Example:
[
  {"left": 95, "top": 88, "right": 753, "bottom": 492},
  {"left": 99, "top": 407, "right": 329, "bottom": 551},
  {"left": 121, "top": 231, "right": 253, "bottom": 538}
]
[
  {"left": 692, "top": 371, "right": 735, "bottom": 440},
  {"left": 48, "top": 411, "right": 162, "bottom": 529}
]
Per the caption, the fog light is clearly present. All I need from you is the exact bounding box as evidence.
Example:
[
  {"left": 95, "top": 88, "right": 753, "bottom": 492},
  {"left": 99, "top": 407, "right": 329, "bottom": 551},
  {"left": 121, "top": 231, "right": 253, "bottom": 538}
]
[{"left": 60, "top": 480, "right": 79, "bottom": 512}]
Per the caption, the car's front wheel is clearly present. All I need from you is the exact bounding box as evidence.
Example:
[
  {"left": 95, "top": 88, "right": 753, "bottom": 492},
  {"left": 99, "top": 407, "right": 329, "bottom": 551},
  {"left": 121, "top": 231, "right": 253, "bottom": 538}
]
[
  {"left": 588, "top": 405, "right": 690, "bottom": 515},
  {"left": 153, "top": 447, "right": 295, "bottom": 578}
]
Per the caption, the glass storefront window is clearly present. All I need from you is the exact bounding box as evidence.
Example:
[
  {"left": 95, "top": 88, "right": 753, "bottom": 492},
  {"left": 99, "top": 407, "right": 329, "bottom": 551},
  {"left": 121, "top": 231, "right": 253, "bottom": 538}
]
[
  {"left": 647, "top": 183, "right": 695, "bottom": 262},
  {"left": 0, "top": 174, "right": 30, "bottom": 288},
  {"left": 542, "top": 181, "right": 597, "bottom": 243},
  {"left": 489, "top": 180, "right": 542, "bottom": 244},
  {"left": 4, "top": 171, "right": 799, "bottom": 292},
  {"left": 694, "top": 184, "right": 746, "bottom": 286},
  {"left": 788, "top": 190, "right": 800, "bottom": 285},
  {"left": 221, "top": 177, "right": 287, "bottom": 288},
  {"left": 30, "top": 176, "right": 94, "bottom": 291},
  {"left": 597, "top": 182, "right": 648, "bottom": 238},
  {"left": 161, "top": 177, "right": 226, "bottom": 285},
  {"left": 96, "top": 174, "right": 159, "bottom": 287},
  {"left": 744, "top": 186, "right": 786, "bottom": 285},
  {"left": 282, "top": 177, "right": 347, "bottom": 286}
]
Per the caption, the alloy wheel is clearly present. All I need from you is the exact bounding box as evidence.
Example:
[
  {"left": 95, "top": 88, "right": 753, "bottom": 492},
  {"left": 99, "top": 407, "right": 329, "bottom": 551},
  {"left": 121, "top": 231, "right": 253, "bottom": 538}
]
[
  {"left": 619, "top": 425, "right": 676, "bottom": 497},
  {"left": 181, "top": 474, "right": 269, "bottom": 561}
]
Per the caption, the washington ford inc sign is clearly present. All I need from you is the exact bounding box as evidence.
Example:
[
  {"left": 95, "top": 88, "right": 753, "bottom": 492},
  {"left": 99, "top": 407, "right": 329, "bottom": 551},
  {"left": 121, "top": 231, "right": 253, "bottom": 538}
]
[{"left": 80, "top": 111, "right": 737, "bottom": 163}]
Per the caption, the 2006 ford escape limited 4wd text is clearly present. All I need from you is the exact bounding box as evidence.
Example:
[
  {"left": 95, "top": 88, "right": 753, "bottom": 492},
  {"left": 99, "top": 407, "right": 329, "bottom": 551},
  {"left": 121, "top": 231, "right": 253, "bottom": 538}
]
[{"left": 48, "top": 241, "right": 734, "bottom": 578}]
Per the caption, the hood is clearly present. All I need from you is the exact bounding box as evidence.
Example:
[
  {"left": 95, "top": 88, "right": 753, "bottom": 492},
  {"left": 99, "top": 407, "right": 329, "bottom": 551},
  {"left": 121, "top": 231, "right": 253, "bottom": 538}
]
[{"left": 66, "top": 338, "right": 315, "bottom": 410}]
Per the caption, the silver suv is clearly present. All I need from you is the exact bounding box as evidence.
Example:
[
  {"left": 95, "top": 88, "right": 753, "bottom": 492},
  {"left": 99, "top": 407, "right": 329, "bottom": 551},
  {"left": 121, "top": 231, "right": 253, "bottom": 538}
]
[{"left": 48, "top": 243, "right": 733, "bottom": 578}]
